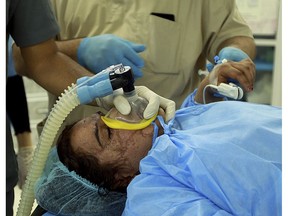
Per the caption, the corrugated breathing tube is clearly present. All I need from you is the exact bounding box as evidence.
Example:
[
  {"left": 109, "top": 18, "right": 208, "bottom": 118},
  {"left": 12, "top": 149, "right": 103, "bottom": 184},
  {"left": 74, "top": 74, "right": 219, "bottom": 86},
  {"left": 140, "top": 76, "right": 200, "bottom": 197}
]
[{"left": 16, "top": 83, "right": 80, "bottom": 216}]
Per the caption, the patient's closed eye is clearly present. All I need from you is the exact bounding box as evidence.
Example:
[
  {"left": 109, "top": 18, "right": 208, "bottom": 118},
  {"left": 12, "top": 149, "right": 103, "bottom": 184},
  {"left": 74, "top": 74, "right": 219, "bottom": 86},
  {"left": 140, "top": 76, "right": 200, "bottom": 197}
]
[
  {"left": 94, "top": 122, "right": 103, "bottom": 148},
  {"left": 94, "top": 119, "right": 112, "bottom": 148},
  {"left": 107, "top": 127, "right": 111, "bottom": 139},
  {"left": 97, "top": 111, "right": 105, "bottom": 116}
]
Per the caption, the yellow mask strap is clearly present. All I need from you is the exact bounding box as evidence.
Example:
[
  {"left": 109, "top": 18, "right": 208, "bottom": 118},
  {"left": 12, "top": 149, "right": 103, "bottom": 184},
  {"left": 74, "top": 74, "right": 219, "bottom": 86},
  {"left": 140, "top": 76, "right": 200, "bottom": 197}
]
[{"left": 101, "top": 113, "right": 158, "bottom": 130}]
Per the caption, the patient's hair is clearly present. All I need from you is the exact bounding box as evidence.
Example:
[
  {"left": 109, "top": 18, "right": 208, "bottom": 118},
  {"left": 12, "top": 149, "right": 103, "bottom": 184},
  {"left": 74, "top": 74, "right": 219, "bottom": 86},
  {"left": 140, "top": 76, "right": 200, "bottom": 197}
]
[{"left": 57, "top": 123, "right": 125, "bottom": 193}]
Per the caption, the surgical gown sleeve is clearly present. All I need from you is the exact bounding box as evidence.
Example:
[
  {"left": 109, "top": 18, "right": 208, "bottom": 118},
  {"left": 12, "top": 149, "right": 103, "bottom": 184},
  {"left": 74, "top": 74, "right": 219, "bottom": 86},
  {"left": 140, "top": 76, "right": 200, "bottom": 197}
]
[{"left": 123, "top": 101, "right": 281, "bottom": 216}]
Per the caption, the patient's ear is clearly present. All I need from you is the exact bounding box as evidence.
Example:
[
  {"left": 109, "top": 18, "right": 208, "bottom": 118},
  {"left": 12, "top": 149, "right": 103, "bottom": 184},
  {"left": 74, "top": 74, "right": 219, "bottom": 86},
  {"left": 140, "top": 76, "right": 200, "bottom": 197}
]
[{"left": 113, "top": 172, "right": 135, "bottom": 189}]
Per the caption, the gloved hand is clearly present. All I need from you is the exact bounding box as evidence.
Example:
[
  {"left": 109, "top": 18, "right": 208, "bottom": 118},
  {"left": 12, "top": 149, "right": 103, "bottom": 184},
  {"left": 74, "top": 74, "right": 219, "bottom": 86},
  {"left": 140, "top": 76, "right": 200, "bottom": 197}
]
[
  {"left": 77, "top": 34, "right": 146, "bottom": 78},
  {"left": 206, "top": 47, "right": 250, "bottom": 72},
  {"left": 96, "top": 86, "right": 176, "bottom": 123}
]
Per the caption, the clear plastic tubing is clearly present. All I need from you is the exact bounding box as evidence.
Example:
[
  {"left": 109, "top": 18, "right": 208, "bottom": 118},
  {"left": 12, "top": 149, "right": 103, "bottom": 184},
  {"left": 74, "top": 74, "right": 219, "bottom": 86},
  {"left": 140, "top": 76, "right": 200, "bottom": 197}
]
[{"left": 16, "top": 83, "right": 81, "bottom": 216}]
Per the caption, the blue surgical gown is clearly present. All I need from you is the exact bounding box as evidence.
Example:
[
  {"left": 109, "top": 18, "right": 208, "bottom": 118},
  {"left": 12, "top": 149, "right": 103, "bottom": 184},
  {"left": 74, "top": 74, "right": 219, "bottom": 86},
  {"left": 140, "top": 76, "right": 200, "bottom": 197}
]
[{"left": 123, "top": 91, "right": 282, "bottom": 216}]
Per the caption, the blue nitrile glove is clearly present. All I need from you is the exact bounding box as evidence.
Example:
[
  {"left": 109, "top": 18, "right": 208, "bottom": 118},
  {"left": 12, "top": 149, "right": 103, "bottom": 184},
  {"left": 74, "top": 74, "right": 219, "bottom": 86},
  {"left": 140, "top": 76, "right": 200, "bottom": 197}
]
[
  {"left": 77, "top": 34, "right": 146, "bottom": 78},
  {"left": 76, "top": 68, "right": 114, "bottom": 104},
  {"left": 7, "top": 35, "right": 17, "bottom": 77},
  {"left": 206, "top": 47, "right": 249, "bottom": 72}
]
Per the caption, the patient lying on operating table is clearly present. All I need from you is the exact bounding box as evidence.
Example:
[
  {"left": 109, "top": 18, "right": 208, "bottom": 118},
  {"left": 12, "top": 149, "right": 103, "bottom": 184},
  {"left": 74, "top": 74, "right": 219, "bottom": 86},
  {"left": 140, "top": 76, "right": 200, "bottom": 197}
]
[{"left": 41, "top": 59, "right": 282, "bottom": 216}]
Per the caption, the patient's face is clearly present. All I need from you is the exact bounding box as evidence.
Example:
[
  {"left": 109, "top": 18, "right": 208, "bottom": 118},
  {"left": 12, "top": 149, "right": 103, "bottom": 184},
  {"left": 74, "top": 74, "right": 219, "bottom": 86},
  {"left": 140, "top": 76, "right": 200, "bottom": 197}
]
[{"left": 69, "top": 110, "right": 154, "bottom": 174}]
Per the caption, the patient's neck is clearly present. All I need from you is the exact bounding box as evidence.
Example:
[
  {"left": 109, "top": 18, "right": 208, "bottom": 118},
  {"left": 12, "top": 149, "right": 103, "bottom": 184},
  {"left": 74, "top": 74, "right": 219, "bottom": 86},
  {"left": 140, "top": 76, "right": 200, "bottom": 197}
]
[{"left": 154, "top": 118, "right": 164, "bottom": 137}]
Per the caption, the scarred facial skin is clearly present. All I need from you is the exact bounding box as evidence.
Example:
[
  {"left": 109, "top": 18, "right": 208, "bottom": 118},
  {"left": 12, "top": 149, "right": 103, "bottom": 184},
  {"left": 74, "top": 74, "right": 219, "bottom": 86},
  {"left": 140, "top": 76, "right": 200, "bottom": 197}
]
[{"left": 69, "top": 110, "right": 162, "bottom": 183}]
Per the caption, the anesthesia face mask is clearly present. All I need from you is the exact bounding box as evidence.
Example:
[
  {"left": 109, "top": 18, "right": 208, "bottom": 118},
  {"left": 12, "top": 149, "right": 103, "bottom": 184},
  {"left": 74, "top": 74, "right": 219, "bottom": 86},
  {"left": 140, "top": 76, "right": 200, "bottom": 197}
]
[{"left": 101, "top": 93, "right": 157, "bottom": 130}]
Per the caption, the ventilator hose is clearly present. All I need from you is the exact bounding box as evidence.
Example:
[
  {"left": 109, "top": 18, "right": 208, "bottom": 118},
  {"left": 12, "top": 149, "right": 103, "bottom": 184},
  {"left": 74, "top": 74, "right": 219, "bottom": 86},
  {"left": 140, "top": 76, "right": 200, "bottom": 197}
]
[{"left": 16, "top": 83, "right": 80, "bottom": 216}]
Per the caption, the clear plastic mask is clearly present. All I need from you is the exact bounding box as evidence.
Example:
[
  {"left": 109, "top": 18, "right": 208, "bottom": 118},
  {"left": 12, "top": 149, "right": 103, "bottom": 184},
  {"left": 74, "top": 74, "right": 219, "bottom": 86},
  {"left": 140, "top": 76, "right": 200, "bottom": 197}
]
[{"left": 101, "top": 94, "right": 157, "bottom": 130}]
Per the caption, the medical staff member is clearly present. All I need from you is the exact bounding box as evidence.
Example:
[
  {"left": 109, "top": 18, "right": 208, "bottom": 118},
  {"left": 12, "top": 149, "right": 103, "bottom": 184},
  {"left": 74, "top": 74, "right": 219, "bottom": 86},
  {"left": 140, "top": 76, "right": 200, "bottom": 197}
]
[
  {"left": 46, "top": 0, "right": 256, "bottom": 107},
  {"left": 6, "top": 1, "right": 174, "bottom": 215}
]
